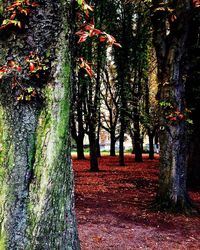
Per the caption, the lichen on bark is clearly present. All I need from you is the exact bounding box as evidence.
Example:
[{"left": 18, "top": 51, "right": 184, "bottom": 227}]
[{"left": 0, "top": 0, "right": 80, "bottom": 249}]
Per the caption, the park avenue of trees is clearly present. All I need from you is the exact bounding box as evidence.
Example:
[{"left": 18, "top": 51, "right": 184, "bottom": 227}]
[{"left": 0, "top": 0, "right": 199, "bottom": 249}]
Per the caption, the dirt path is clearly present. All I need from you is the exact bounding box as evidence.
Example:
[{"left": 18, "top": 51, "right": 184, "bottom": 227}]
[{"left": 73, "top": 154, "right": 200, "bottom": 250}]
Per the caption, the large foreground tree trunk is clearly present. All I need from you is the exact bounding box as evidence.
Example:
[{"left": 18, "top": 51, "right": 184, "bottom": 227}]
[
  {"left": 186, "top": 7, "right": 200, "bottom": 189},
  {"left": 0, "top": 0, "right": 80, "bottom": 248},
  {"left": 187, "top": 119, "right": 200, "bottom": 189},
  {"left": 152, "top": 0, "right": 197, "bottom": 212}
]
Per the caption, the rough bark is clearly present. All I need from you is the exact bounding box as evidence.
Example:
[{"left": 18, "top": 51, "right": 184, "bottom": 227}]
[
  {"left": 186, "top": 7, "right": 200, "bottom": 189},
  {"left": 0, "top": 0, "right": 80, "bottom": 248},
  {"left": 152, "top": 0, "right": 197, "bottom": 213},
  {"left": 187, "top": 121, "right": 200, "bottom": 189}
]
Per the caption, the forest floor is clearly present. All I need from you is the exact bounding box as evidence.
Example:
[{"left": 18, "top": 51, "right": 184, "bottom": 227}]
[{"left": 72, "top": 154, "right": 200, "bottom": 250}]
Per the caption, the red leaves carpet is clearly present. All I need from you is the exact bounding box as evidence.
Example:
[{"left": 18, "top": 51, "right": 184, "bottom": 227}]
[{"left": 72, "top": 154, "right": 200, "bottom": 250}]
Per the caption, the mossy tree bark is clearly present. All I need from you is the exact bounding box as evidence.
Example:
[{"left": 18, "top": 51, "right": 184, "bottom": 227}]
[
  {"left": 0, "top": 0, "right": 80, "bottom": 249},
  {"left": 152, "top": 0, "right": 197, "bottom": 213}
]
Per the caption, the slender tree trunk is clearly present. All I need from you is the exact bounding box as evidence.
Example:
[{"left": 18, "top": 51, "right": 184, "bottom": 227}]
[
  {"left": 96, "top": 111, "right": 101, "bottom": 157},
  {"left": 0, "top": 0, "right": 80, "bottom": 248},
  {"left": 70, "top": 0, "right": 85, "bottom": 161},
  {"left": 119, "top": 78, "right": 126, "bottom": 166},
  {"left": 131, "top": 133, "right": 134, "bottom": 154},
  {"left": 76, "top": 137, "right": 85, "bottom": 160},
  {"left": 71, "top": 114, "right": 85, "bottom": 160},
  {"left": 89, "top": 125, "right": 99, "bottom": 172},
  {"left": 145, "top": 74, "right": 155, "bottom": 160},
  {"left": 76, "top": 106, "right": 85, "bottom": 160},
  {"left": 148, "top": 129, "right": 155, "bottom": 160},
  {"left": 119, "top": 113, "right": 125, "bottom": 166},
  {"left": 133, "top": 115, "right": 143, "bottom": 162},
  {"left": 110, "top": 129, "right": 116, "bottom": 156}
]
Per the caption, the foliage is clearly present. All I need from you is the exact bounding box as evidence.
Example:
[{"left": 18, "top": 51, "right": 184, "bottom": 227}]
[
  {"left": 0, "top": 52, "right": 48, "bottom": 102},
  {"left": 75, "top": 0, "right": 121, "bottom": 78},
  {"left": 0, "top": 0, "right": 39, "bottom": 31},
  {"left": 159, "top": 101, "right": 193, "bottom": 125},
  {"left": 0, "top": 1, "right": 46, "bottom": 103},
  {"left": 75, "top": 21, "right": 121, "bottom": 47}
]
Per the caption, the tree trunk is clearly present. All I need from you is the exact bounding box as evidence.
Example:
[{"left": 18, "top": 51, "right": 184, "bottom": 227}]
[
  {"left": 89, "top": 126, "right": 99, "bottom": 172},
  {"left": 110, "top": 129, "right": 116, "bottom": 156},
  {"left": 119, "top": 115, "right": 125, "bottom": 166},
  {"left": 152, "top": 0, "right": 196, "bottom": 212},
  {"left": 119, "top": 81, "right": 126, "bottom": 166},
  {"left": 148, "top": 129, "right": 155, "bottom": 160},
  {"left": 69, "top": 0, "right": 85, "bottom": 161},
  {"left": 186, "top": 8, "right": 200, "bottom": 190},
  {"left": 187, "top": 124, "right": 200, "bottom": 189},
  {"left": 133, "top": 115, "right": 143, "bottom": 162},
  {"left": 76, "top": 137, "right": 85, "bottom": 160},
  {"left": 71, "top": 114, "right": 85, "bottom": 160},
  {"left": 157, "top": 114, "right": 191, "bottom": 211},
  {"left": 0, "top": 0, "right": 80, "bottom": 248},
  {"left": 96, "top": 111, "right": 101, "bottom": 157},
  {"left": 76, "top": 99, "right": 85, "bottom": 160}
]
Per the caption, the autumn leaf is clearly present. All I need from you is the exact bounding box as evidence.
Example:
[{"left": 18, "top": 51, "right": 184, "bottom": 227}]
[
  {"left": 29, "top": 62, "right": 35, "bottom": 72},
  {"left": 76, "top": 25, "right": 121, "bottom": 47},
  {"left": 78, "top": 34, "right": 89, "bottom": 43},
  {"left": 78, "top": 57, "right": 94, "bottom": 78},
  {"left": 99, "top": 36, "right": 106, "bottom": 42}
]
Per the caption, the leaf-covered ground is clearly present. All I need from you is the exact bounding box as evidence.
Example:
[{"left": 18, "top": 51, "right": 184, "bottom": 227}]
[{"left": 72, "top": 154, "right": 200, "bottom": 250}]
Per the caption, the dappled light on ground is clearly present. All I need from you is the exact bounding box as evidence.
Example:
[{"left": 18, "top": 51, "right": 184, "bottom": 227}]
[{"left": 72, "top": 154, "right": 200, "bottom": 250}]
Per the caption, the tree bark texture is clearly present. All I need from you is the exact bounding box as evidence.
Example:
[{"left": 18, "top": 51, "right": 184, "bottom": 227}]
[
  {"left": 0, "top": 0, "right": 80, "bottom": 249},
  {"left": 187, "top": 121, "right": 200, "bottom": 189},
  {"left": 152, "top": 0, "right": 194, "bottom": 211},
  {"left": 186, "top": 7, "right": 200, "bottom": 189}
]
